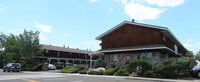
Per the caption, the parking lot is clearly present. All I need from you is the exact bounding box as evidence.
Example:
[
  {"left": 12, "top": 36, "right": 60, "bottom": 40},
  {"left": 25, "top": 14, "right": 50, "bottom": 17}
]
[{"left": 0, "top": 69, "right": 198, "bottom": 82}]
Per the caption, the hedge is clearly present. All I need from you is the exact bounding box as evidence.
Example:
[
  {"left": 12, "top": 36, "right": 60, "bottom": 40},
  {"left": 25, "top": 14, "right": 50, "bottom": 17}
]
[
  {"left": 61, "top": 68, "right": 79, "bottom": 73},
  {"left": 88, "top": 71, "right": 103, "bottom": 75},
  {"left": 114, "top": 69, "right": 129, "bottom": 76},
  {"left": 103, "top": 68, "right": 117, "bottom": 75},
  {"left": 79, "top": 70, "right": 87, "bottom": 74}
]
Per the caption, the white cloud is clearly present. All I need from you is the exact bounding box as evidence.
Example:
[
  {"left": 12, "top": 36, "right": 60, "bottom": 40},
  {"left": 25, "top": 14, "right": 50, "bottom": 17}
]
[
  {"left": 63, "top": 34, "right": 68, "bottom": 37},
  {"left": 110, "top": 8, "right": 113, "bottom": 11},
  {"left": 184, "top": 44, "right": 192, "bottom": 47},
  {"left": 121, "top": 0, "right": 127, "bottom": 5},
  {"left": 196, "top": 42, "right": 200, "bottom": 45},
  {"left": 84, "top": 41, "right": 100, "bottom": 47},
  {"left": 124, "top": 3, "right": 165, "bottom": 20},
  {"left": 188, "top": 39, "right": 192, "bottom": 42},
  {"left": 35, "top": 22, "right": 52, "bottom": 33},
  {"left": 0, "top": 8, "right": 3, "bottom": 11},
  {"left": 8, "top": 29, "right": 18, "bottom": 34},
  {"left": 90, "top": 0, "right": 97, "bottom": 3},
  {"left": 144, "top": 0, "right": 185, "bottom": 7},
  {"left": 39, "top": 34, "right": 47, "bottom": 40}
]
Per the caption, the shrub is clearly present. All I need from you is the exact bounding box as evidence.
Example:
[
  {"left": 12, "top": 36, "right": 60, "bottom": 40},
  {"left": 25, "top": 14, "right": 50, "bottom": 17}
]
[
  {"left": 140, "top": 53, "right": 160, "bottom": 70},
  {"left": 120, "top": 64, "right": 129, "bottom": 69},
  {"left": 63, "top": 66, "right": 74, "bottom": 70},
  {"left": 74, "top": 64, "right": 84, "bottom": 70},
  {"left": 143, "top": 70, "right": 157, "bottom": 78},
  {"left": 93, "top": 59, "right": 104, "bottom": 68},
  {"left": 163, "top": 58, "right": 176, "bottom": 65},
  {"left": 128, "top": 59, "right": 150, "bottom": 76},
  {"left": 35, "top": 63, "right": 43, "bottom": 71},
  {"left": 103, "top": 68, "right": 117, "bottom": 75},
  {"left": 61, "top": 68, "right": 79, "bottom": 73},
  {"left": 155, "top": 64, "right": 177, "bottom": 78},
  {"left": 79, "top": 70, "right": 87, "bottom": 74},
  {"left": 105, "top": 64, "right": 116, "bottom": 69},
  {"left": 88, "top": 71, "right": 103, "bottom": 75},
  {"left": 114, "top": 69, "right": 129, "bottom": 76}
]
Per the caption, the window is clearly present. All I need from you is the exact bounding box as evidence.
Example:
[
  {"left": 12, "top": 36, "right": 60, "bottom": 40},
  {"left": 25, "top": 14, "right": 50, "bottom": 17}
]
[
  {"left": 126, "top": 54, "right": 130, "bottom": 60},
  {"left": 163, "top": 36, "right": 166, "bottom": 41},
  {"left": 109, "top": 55, "right": 118, "bottom": 61},
  {"left": 85, "top": 54, "right": 87, "bottom": 58},
  {"left": 165, "top": 53, "right": 168, "bottom": 58}
]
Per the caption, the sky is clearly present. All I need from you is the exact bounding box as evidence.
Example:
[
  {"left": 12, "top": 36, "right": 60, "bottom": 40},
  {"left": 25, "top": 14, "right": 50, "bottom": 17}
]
[{"left": 0, "top": 0, "right": 199, "bottom": 54}]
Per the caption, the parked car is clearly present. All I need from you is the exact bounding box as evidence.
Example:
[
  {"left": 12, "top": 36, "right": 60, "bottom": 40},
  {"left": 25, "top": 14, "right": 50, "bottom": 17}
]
[
  {"left": 3, "top": 63, "right": 21, "bottom": 72},
  {"left": 55, "top": 62, "right": 65, "bottom": 69},
  {"left": 190, "top": 60, "right": 200, "bottom": 78},
  {"left": 48, "top": 64, "right": 56, "bottom": 70}
]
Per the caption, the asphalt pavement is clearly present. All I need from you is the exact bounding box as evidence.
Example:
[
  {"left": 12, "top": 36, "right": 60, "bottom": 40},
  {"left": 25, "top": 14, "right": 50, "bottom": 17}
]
[{"left": 0, "top": 69, "right": 199, "bottom": 82}]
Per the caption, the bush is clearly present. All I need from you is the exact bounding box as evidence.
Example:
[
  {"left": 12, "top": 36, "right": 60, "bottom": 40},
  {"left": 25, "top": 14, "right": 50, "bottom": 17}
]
[
  {"left": 35, "top": 63, "right": 43, "bottom": 71},
  {"left": 88, "top": 71, "right": 103, "bottom": 75},
  {"left": 74, "top": 64, "right": 84, "bottom": 70},
  {"left": 163, "top": 58, "right": 176, "bottom": 65},
  {"left": 93, "top": 59, "right": 104, "bottom": 68},
  {"left": 61, "top": 68, "right": 79, "bottom": 73},
  {"left": 128, "top": 59, "right": 150, "bottom": 76},
  {"left": 103, "top": 68, "right": 117, "bottom": 75},
  {"left": 172, "top": 57, "right": 190, "bottom": 73},
  {"left": 63, "top": 66, "right": 74, "bottom": 70},
  {"left": 114, "top": 69, "right": 129, "bottom": 76},
  {"left": 120, "top": 64, "right": 129, "bottom": 69},
  {"left": 79, "top": 70, "right": 87, "bottom": 74},
  {"left": 105, "top": 64, "right": 116, "bottom": 69},
  {"left": 143, "top": 70, "right": 157, "bottom": 78},
  {"left": 155, "top": 64, "right": 177, "bottom": 78}
]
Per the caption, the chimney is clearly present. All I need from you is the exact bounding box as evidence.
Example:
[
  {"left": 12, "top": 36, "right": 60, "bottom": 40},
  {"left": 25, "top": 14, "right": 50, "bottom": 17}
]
[
  {"left": 68, "top": 46, "right": 69, "bottom": 48},
  {"left": 63, "top": 45, "right": 65, "bottom": 48},
  {"left": 77, "top": 48, "right": 79, "bottom": 50},
  {"left": 89, "top": 49, "right": 91, "bottom": 51},
  {"left": 87, "top": 49, "right": 88, "bottom": 51},
  {"left": 132, "top": 19, "right": 134, "bottom": 22},
  {"left": 50, "top": 44, "right": 51, "bottom": 46}
]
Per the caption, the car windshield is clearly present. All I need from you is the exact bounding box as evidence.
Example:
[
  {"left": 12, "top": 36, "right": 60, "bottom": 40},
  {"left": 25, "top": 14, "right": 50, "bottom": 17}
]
[{"left": 7, "top": 63, "right": 12, "bottom": 66}]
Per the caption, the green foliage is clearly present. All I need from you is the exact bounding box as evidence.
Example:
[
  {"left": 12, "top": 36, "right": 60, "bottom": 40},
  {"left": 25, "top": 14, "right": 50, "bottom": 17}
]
[
  {"left": 143, "top": 70, "right": 157, "bottom": 78},
  {"left": 163, "top": 58, "right": 176, "bottom": 65},
  {"left": 154, "top": 64, "right": 177, "bottom": 78},
  {"left": 88, "top": 71, "right": 103, "bottom": 75},
  {"left": 79, "top": 70, "right": 87, "bottom": 74},
  {"left": 114, "top": 69, "right": 129, "bottom": 76},
  {"left": 105, "top": 64, "right": 116, "bottom": 69},
  {"left": 172, "top": 57, "right": 190, "bottom": 76},
  {"left": 74, "top": 64, "right": 84, "bottom": 70},
  {"left": 0, "top": 30, "right": 43, "bottom": 68},
  {"left": 103, "top": 68, "right": 117, "bottom": 75},
  {"left": 61, "top": 68, "right": 79, "bottom": 73},
  {"left": 185, "top": 50, "right": 194, "bottom": 57},
  {"left": 120, "top": 64, "right": 129, "bottom": 69},
  {"left": 93, "top": 59, "right": 104, "bottom": 68},
  {"left": 128, "top": 59, "right": 150, "bottom": 76},
  {"left": 61, "top": 65, "right": 84, "bottom": 73},
  {"left": 140, "top": 53, "right": 160, "bottom": 70}
]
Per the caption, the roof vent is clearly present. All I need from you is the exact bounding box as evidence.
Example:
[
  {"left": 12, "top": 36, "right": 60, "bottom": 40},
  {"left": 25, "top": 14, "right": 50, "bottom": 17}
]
[{"left": 132, "top": 19, "right": 134, "bottom": 22}]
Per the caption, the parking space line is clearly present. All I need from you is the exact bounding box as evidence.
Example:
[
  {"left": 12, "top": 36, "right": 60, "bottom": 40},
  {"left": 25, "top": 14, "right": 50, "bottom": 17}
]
[{"left": 9, "top": 76, "right": 39, "bottom": 82}]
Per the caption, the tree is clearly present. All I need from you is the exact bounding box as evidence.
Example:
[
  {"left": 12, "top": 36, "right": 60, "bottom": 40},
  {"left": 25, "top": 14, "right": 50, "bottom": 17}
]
[
  {"left": 185, "top": 50, "right": 194, "bottom": 58},
  {"left": 0, "top": 30, "right": 43, "bottom": 68}
]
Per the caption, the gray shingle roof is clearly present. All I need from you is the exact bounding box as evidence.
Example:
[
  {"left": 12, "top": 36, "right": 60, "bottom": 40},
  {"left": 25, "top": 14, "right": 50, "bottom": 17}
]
[{"left": 40, "top": 44, "right": 94, "bottom": 54}]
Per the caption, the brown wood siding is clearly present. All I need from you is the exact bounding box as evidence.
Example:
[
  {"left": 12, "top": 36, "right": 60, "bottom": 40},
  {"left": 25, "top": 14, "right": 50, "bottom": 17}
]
[
  {"left": 43, "top": 50, "right": 99, "bottom": 59},
  {"left": 102, "top": 24, "right": 163, "bottom": 49}
]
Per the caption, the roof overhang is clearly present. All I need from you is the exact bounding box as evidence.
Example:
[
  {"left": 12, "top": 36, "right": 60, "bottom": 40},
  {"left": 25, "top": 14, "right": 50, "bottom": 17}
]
[{"left": 95, "top": 45, "right": 180, "bottom": 56}]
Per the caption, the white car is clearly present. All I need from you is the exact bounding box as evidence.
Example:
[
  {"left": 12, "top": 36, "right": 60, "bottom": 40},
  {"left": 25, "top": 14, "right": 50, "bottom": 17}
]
[{"left": 48, "top": 64, "right": 56, "bottom": 70}]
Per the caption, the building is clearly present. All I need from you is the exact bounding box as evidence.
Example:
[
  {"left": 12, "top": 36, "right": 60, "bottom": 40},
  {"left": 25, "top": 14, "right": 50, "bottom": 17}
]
[
  {"left": 39, "top": 44, "right": 99, "bottom": 69},
  {"left": 95, "top": 21, "right": 186, "bottom": 67}
]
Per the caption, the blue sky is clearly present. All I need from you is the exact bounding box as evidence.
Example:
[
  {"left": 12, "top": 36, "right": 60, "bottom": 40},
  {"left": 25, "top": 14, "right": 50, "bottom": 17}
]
[{"left": 0, "top": 0, "right": 199, "bottom": 53}]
